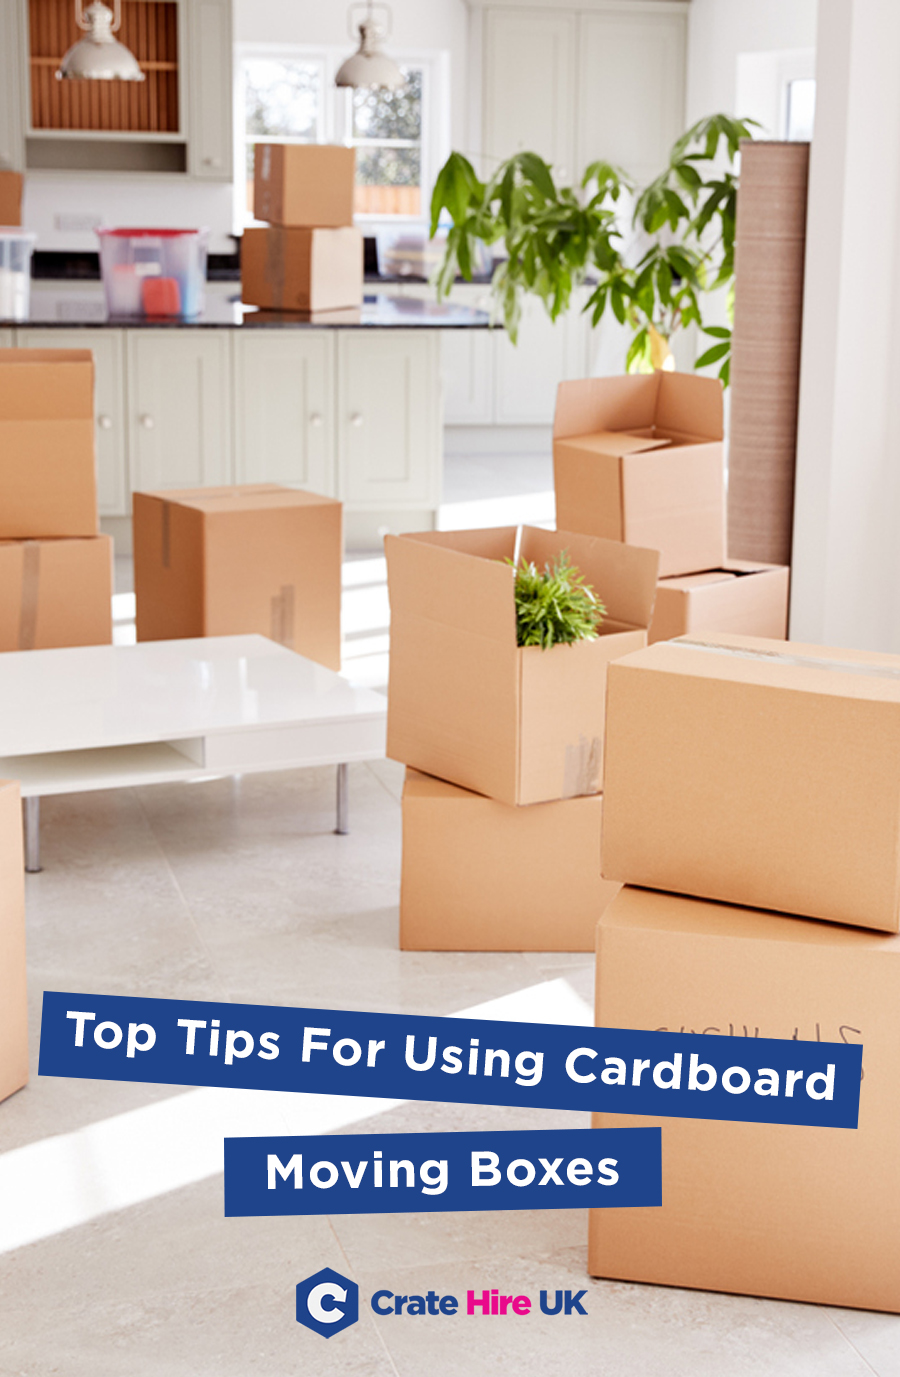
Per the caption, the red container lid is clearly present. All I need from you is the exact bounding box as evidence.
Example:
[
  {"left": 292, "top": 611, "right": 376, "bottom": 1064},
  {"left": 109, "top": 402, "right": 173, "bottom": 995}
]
[{"left": 96, "top": 227, "right": 206, "bottom": 238}]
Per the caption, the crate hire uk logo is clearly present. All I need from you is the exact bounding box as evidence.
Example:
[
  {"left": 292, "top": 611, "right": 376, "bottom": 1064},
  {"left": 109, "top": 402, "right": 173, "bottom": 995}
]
[{"left": 296, "top": 1270, "right": 587, "bottom": 1336}]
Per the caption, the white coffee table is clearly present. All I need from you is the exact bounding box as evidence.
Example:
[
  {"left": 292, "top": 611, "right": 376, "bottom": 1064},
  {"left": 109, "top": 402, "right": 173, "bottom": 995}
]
[{"left": 0, "top": 634, "right": 387, "bottom": 872}]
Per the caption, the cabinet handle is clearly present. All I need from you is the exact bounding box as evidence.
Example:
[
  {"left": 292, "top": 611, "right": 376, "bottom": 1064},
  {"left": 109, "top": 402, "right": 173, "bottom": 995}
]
[
  {"left": 350, "top": 412, "right": 364, "bottom": 428},
  {"left": 203, "top": 157, "right": 223, "bottom": 169},
  {"left": 309, "top": 412, "right": 324, "bottom": 428},
  {"left": 140, "top": 414, "right": 155, "bottom": 430},
  {"left": 97, "top": 414, "right": 113, "bottom": 430}
]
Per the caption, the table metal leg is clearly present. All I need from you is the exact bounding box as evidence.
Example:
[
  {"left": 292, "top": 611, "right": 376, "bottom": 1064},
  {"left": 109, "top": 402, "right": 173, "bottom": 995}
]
[
  {"left": 335, "top": 763, "right": 349, "bottom": 835},
  {"left": 23, "top": 796, "right": 42, "bottom": 873}
]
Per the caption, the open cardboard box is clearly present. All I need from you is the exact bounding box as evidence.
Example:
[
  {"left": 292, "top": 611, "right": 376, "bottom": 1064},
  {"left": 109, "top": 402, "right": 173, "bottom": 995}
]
[
  {"left": 386, "top": 525, "right": 659, "bottom": 806},
  {"left": 0, "top": 779, "right": 27, "bottom": 1105},
  {"left": 589, "top": 886, "right": 900, "bottom": 1312},
  {"left": 0, "top": 349, "right": 98, "bottom": 540},
  {"left": 400, "top": 767, "right": 621, "bottom": 951},
  {"left": 602, "top": 632, "right": 900, "bottom": 932},
  {"left": 648, "top": 560, "right": 790, "bottom": 643},
  {"left": 241, "top": 226, "right": 363, "bottom": 313},
  {"left": 553, "top": 372, "right": 725, "bottom": 577},
  {"left": 134, "top": 484, "right": 342, "bottom": 670},
  {"left": 0, "top": 535, "right": 113, "bottom": 651}
]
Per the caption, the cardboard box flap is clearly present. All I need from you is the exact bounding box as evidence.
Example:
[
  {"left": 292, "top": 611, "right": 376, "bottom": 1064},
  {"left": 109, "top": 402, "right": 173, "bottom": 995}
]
[
  {"left": 521, "top": 526, "right": 659, "bottom": 631},
  {"left": 655, "top": 370, "right": 723, "bottom": 440},
  {"left": 0, "top": 349, "right": 94, "bottom": 420},
  {"left": 403, "top": 767, "right": 471, "bottom": 802},
  {"left": 385, "top": 529, "right": 517, "bottom": 642},
  {"left": 612, "top": 633, "right": 900, "bottom": 703},
  {"left": 554, "top": 375, "right": 661, "bottom": 440},
  {"left": 555, "top": 431, "right": 673, "bottom": 458},
  {"left": 141, "top": 484, "right": 339, "bottom": 513}
]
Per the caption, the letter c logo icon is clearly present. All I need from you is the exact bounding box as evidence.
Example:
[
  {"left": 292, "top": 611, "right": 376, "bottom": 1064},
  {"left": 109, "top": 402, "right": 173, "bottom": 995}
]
[{"left": 307, "top": 1282, "right": 347, "bottom": 1324}]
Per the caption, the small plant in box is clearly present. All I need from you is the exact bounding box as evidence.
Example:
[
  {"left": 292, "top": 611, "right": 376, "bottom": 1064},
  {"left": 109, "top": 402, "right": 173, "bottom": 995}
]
[{"left": 510, "top": 552, "right": 606, "bottom": 649}]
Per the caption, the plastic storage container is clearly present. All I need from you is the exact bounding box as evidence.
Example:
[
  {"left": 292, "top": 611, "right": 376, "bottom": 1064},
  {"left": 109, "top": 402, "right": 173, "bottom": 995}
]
[
  {"left": 0, "top": 230, "right": 36, "bottom": 321},
  {"left": 96, "top": 227, "right": 209, "bottom": 318}
]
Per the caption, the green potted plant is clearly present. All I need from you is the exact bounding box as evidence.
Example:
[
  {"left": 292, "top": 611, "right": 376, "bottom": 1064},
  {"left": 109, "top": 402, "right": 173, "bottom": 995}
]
[
  {"left": 510, "top": 552, "right": 606, "bottom": 649},
  {"left": 430, "top": 113, "right": 758, "bottom": 384}
]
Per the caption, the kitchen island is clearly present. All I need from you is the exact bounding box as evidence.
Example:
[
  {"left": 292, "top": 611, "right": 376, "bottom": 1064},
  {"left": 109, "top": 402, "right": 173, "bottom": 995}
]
[{"left": 1, "top": 282, "right": 492, "bottom": 548}]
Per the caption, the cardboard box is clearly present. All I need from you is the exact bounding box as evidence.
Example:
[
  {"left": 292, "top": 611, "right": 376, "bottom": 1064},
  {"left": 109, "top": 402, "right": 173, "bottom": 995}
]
[
  {"left": 602, "top": 633, "right": 900, "bottom": 932},
  {"left": 648, "top": 561, "right": 790, "bottom": 643},
  {"left": 253, "top": 143, "right": 356, "bottom": 228},
  {"left": 400, "top": 768, "right": 621, "bottom": 951},
  {"left": 241, "top": 226, "right": 363, "bottom": 313},
  {"left": 589, "top": 886, "right": 900, "bottom": 1312},
  {"left": 553, "top": 372, "right": 725, "bottom": 577},
  {"left": 0, "top": 349, "right": 98, "bottom": 539},
  {"left": 0, "top": 535, "right": 112, "bottom": 651},
  {"left": 133, "top": 484, "right": 342, "bottom": 670},
  {"left": 0, "top": 171, "right": 23, "bottom": 226},
  {"left": 386, "top": 525, "right": 659, "bottom": 806},
  {"left": 0, "top": 779, "right": 28, "bottom": 1105}
]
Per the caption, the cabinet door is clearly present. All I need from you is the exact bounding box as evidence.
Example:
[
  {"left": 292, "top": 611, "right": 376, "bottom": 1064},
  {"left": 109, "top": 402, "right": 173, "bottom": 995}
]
[
  {"left": 337, "top": 331, "right": 441, "bottom": 508},
  {"left": 577, "top": 12, "right": 686, "bottom": 183},
  {"left": 0, "top": 2, "right": 23, "bottom": 171},
  {"left": 17, "top": 327, "right": 128, "bottom": 515},
  {"left": 128, "top": 331, "right": 232, "bottom": 491},
  {"left": 482, "top": 9, "right": 575, "bottom": 178},
  {"left": 396, "top": 283, "right": 495, "bottom": 425},
  {"left": 0, "top": 329, "right": 13, "bottom": 347},
  {"left": 187, "top": 0, "right": 233, "bottom": 180},
  {"left": 493, "top": 295, "right": 588, "bottom": 426},
  {"left": 233, "top": 332, "right": 335, "bottom": 494}
]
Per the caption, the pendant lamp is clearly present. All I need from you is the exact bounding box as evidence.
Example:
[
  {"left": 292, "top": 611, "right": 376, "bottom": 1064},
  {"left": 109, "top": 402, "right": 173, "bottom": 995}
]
[
  {"left": 56, "top": 0, "right": 145, "bottom": 82},
  {"left": 335, "top": 2, "right": 405, "bottom": 92}
]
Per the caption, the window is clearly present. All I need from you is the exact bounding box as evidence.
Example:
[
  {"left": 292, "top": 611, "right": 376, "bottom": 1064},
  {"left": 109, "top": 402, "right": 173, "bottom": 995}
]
[
  {"left": 235, "top": 48, "right": 445, "bottom": 230},
  {"left": 785, "top": 78, "right": 816, "bottom": 142}
]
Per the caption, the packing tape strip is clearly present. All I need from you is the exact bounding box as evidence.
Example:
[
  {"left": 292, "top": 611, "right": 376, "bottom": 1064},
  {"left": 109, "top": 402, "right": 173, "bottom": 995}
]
[
  {"left": 562, "top": 733, "right": 602, "bottom": 799},
  {"left": 270, "top": 584, "right": 295, "bottom": 651},
  {"left": 18, "top": 541, "right": 40, "bottom": 651},
  {"left": 675, "top": 637, "right": 900, "bottom": 682}
]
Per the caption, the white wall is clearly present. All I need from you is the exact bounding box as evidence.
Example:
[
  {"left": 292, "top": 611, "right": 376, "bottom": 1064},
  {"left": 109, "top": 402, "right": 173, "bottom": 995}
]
[{"left": 686, "top": 0, "right": 817, "bottom": 121}]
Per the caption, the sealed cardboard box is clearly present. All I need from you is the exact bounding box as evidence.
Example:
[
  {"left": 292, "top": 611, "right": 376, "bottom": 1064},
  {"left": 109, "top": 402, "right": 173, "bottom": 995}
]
[
  {"left": 386, "top": 525, "right": 659, "bottom": 806},
  {"left": 0, "top": 171, "right": 23, "bottom": 226},
  {"left": 553, "top": 372, "right": 725, "bottom": 577},
  {"left": 0, "top": 535, "right": 112, "bottom": 651},
  {"left": 0, "top": 778, "right": 28, "bottom": 1105},
  {"left": 253, "top": 143, "right": 356, "bottom": 227},
  {"left": 400, "top": 768, "right": 621, "bottom": 951},
  {"left": 133, "top": 484, "right": 342, "bottom": 670},
  {"left": 241, "top": 225, "right": 363, "bottom": 313},
  {"left": 602, "top": 633, "right": 900, "bottom": 931},
  {"left": 648, "top": 561, "right": 790, "bottom": 643},
  {"left": 589, "top": 886, "right": 899, "bottom": 1312},
  {"left": 0, "top": 349, "right": 98, "bottom": 539}
]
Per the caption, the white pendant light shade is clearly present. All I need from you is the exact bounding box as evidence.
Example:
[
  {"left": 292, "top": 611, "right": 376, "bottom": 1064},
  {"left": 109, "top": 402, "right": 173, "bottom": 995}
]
[
  {"left": 57, "top": 0, "right": 145, "bottom": 82},
  {"left": 335, "top": 3, "right": 405, "bottom": 91}
]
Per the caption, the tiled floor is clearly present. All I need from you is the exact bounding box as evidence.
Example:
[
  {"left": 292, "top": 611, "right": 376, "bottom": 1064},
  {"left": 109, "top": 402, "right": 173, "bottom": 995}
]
[{"left": 2, "top": 455, "right": 898, "bottom": 1375}]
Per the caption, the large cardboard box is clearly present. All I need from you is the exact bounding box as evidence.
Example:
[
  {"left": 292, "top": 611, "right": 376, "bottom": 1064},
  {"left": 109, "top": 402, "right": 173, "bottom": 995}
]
[
  {"left": 386, "top": 525, "right": 659, "bottom": 807},
  {"left": 553, "top": 372, "right": 725, "bottom": 577},
  {"left": 0, "top": 535, "right": 113, "bottom": 651},
  {"left": 602, "top": 633, "right": 900, "bottom": 932},
  {"left": 253, "top": 143, "right": 356, "bottom": 228},
  {"left": 241, "top": 225, "right": 363, "bottom": 313},
  {"left": 0, "top": 171, "right": 23, "bottom": 226},
  {"left": 0, "top": 779, "right": 28, "bottom": 1105},
  {"left": 133, "top": 484, "right": 342, "bottom": 670},
  {"left": 588, "top": 886, "right": 899, "bottom": 1312},
  {"left": 0, "top": 349, "right": 98, "bottom": 539},
  {"left": 400, "top": 768, "right": 621, "bottom": 951},
  {"left": 648, "top": 561, "right": 790, "bottom": 644}
]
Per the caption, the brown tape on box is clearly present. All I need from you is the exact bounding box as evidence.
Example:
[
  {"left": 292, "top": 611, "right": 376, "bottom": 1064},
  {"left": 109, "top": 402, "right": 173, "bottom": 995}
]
[
  {"left": 562, "top": 733, "right": 602, "bottom": 798},
  {"left": 677, "top": 637, "right": 900, "bottom": 681}
]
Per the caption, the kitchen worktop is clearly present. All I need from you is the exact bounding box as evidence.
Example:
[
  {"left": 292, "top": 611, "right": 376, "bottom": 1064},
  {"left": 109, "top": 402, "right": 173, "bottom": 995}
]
[{"left": 4, "top": 281, "right": 492, "bottom": 330}]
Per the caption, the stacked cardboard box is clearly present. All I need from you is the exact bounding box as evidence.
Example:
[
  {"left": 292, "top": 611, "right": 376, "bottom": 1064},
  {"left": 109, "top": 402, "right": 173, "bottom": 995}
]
[
  {"left": 132, "top": 484, "right": 343, "bottom": 671},
  {"left": 0, "top": 349, "right": 112, "bottom": 651},
  {"left": 242, "top": 144, "right": 363, "bottom": 313},
  {"left": 589, "top": 632, "right": 900, "bottom": 1312},
  {"left": 553, "top": 372, "right": 791, "bottom": 642},
  {"left": 388, "top": 525, "right": 658, "bottom": 951}
]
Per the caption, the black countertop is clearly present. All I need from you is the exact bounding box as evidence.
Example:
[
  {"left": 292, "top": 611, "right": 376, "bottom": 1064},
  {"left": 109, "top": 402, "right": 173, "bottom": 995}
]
[{"left": 6, "top": 284, "right": 492, "bottom": 330}]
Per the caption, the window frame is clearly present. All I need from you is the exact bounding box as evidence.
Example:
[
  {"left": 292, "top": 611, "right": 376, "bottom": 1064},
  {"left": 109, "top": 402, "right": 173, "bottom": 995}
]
[{"left": 233, "top": 42, "right": 449, "bottom": 233}]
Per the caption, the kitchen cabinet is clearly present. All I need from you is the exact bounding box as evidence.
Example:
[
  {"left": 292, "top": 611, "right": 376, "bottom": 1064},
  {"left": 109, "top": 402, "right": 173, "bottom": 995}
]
[
  {"left": 482, "top": 9, "right": 576, "bottom": 178},
  {"left": 127, "top": 332, "right": 233, "bottom": 492},
  {"left": 186, "top": 0, "right": 234, "bottom": 181},
  {"left": 0, "top": 2, "right": 24, "bottom": 170},
  {"left": 18, "top": 327, "right": 128, "bottom": 516},
  {"left": 0, "top": 330, "right": 13, "bottom": 347},
  {"left": 233, "top": 333, "right": 334, "bottom": 494},
  {"left": 337, "top": 331, "right": 442, "bottom": 510}
]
